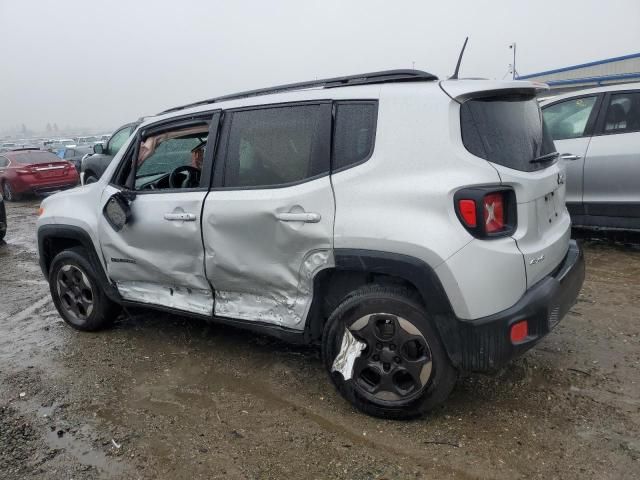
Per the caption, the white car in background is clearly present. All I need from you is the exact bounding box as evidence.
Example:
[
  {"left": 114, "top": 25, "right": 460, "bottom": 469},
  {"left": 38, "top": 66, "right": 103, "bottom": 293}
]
[{"left": 540, "top": 83, "right": 640, "bottom": 231}]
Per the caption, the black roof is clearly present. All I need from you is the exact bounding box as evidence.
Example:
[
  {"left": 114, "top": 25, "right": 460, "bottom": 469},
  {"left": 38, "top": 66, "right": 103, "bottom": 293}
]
[{"left": 160, "top": 69, "right": 438, "bottom": 114}]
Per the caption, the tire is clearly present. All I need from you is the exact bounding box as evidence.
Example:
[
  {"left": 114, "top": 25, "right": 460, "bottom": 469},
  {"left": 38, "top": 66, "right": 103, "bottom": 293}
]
[
  {"left": 85, "top": 173, "right": 98, "bottom": 184},
  {"left": 49, "top": 247, "right": 119, "bottom": 331},
  {"left": 322, "top": 285, "right": 457, "bottom": 419},
  {"left": 0, "top": 199, "right": 6, "bottom": 241},
  {"left": 2, "top": 182, "right": 18, "bottom": 202}
]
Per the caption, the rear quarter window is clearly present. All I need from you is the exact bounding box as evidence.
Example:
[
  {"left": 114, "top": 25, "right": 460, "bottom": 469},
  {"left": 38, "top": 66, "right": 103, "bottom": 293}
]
[{"left": 332, "top": 101, "right": 377, "bottom": 171}]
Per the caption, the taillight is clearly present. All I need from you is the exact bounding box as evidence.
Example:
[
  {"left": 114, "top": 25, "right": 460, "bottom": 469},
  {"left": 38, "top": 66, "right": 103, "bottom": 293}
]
[
  {"left": 454, "top": 187, "right": 516, "bottom": 238},
  {"left": 483, "top": 192, "right": 505, "bottom": 233},
  {"left": 457, "top": 199, "right": 477, "bottom": 227}
]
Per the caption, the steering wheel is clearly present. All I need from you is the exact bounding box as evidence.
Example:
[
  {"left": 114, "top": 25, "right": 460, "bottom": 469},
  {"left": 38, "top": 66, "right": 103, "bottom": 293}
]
[{"left": 169, "top": 165, "right": 201, "bottom": 189}]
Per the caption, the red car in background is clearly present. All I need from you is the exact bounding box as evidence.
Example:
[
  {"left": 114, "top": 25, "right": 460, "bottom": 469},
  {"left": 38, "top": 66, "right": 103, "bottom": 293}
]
[{"left": 0, "top": 149, "right": 79, "bottom": 201}]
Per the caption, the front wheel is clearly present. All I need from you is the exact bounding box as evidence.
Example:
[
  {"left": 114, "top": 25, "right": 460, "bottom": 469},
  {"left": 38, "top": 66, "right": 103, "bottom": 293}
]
[
  {"left": 322, "top": 285, "right": 457, "bottom": 419},
  {"left": 2, "top": 182, "right": 17, "bottom": 202},
  {"left": 49, "top": 247, "right": 119, "bottom": 331}
]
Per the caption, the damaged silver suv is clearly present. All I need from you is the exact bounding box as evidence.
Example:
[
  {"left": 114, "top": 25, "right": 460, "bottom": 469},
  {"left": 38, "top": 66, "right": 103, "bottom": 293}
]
[{"left": 37, "top": 70, "right": 585, "bottom": 419}]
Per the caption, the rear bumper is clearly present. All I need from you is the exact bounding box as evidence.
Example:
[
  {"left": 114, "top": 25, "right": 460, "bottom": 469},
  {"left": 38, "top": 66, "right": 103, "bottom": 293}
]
[
  {"left": 13, "top": 179, "right": 78, "bottom": 195},
  {"left": 456, "top": 240, "right": 585, "bottom": 371}
]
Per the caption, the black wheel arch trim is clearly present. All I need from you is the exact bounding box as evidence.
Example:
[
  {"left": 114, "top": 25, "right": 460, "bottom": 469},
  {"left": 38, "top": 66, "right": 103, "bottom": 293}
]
[
  {"left": 37, "top": 224, "right": 122, "bottom": 303},
  {"left": 333, "top": 249, "right": 463, "bottom": 367}
]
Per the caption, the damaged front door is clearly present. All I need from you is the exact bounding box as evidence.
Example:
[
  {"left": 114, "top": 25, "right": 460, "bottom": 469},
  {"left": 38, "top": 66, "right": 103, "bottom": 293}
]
[
  {"left": 203, "top": 102, "right": 334, "bottom": 329},
  {"left": 98, "top": 113, "right": 219, "bottom": 315}
]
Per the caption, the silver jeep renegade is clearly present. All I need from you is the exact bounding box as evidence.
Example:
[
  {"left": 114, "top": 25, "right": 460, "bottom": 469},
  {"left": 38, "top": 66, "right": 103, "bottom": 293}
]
[{"left": 37, "top": 70, "right": 585, "bottom": 419}]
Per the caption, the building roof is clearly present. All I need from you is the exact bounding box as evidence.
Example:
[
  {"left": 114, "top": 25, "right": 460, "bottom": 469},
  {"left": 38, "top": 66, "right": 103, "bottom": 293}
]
[{"left": 518, "top": 52, "right": 640, "bottom": 79}]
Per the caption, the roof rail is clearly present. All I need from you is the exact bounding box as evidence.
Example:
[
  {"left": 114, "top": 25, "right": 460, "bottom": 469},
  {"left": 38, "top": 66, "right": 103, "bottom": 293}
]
[{"left": 159, "top": 69, "right": 438, "bottom": 114}]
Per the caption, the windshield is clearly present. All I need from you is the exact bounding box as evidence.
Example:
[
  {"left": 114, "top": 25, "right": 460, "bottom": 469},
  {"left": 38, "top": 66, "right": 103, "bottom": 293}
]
[
  {"left": 460, "top": 94, "right": 556, "bottom": 172},
  {"left": 13, "top": 151, "right": 62, "bottom": 164}
]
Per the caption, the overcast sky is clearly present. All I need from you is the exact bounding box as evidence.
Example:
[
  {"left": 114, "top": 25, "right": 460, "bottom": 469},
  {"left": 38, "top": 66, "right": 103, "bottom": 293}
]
[{"left": 1, "top": 0, "right": 638, "bottom": 133}]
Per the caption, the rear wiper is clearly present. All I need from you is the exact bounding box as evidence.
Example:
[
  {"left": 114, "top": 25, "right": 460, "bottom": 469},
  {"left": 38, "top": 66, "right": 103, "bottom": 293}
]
[{"left": 530, "top": 152, "right": 559, "bottom": 164}]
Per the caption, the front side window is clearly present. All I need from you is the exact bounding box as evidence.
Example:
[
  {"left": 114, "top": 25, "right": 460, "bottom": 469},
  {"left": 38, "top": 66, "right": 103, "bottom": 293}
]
[
  {"left": 64, "top": 149, "right": 76, "bottom": 159},
  {"left": 134, "top": 125, "right": 209, "bottom": 190},
  {"left": 107, "top": 126, "right": 133, "bottom": 156},
  {"left": 0, "top": 157, "right": 8, "bottom": 167},
  {"left": 542, "top": 96, "right": 597, "bottom": 140},
  {"left": 332, "top": 102, "right": 377, "bottom": 171},
  {"left": 223, "top": 105, "right": 324, "bottom": 188},
  {"left": 603, "top": 92, "right": 640, "bottom": 134}
]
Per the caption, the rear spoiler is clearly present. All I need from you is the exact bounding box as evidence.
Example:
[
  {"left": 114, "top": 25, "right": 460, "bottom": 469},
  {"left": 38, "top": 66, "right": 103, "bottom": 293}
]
[{"left": 440, "top": 79, "right": 549, "bottom": 103}]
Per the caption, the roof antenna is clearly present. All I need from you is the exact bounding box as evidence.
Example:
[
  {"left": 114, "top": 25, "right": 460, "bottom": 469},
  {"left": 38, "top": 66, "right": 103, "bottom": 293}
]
[{"left": 449, "top": 37, "right": 469, "bottom": 80}]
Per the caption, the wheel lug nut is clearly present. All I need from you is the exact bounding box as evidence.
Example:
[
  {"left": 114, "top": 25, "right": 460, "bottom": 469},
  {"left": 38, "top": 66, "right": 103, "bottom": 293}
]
[
  {"left": 373, "top": 354, "right": 380, "bottom": 361},
  {"left": 394, "top": 356, "right": 401, "bottom": 363},
  {"left": 383, "top": 362, "right": 391, "bottom": 372},
  {"left": 376, "top": 343, "right": 382, "bottom": 350},
  {"left": 389, "top": 344, "right": 396, "bottom": 351}
]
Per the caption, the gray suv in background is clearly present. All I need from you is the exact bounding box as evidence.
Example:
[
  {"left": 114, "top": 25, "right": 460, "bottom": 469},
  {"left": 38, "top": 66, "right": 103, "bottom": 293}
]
[
  {"left": 81, "top": 121, "right": 139, "bottom": 183},
  {"left": 541, "top": 83, "right": 640, "bottom": 231}
]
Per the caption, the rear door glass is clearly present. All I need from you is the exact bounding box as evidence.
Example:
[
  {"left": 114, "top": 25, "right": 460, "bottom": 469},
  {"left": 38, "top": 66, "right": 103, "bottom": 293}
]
[{"left": 461, "top": 95, "right": 556, "bottom": 172}]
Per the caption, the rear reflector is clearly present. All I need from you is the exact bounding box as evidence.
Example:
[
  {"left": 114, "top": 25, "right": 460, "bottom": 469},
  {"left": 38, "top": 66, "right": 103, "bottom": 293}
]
[
  {"left": 510, "top": 320, "right": 528, "bottom": 343},
  {"left": 458, "top": 199, "right": 477, "bottom": 227},
  {"left": 483, "top": 192, "right": 505, "bottom": 233}
]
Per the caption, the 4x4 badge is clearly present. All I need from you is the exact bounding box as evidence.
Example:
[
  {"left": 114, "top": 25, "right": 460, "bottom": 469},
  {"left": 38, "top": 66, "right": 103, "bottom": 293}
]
[{"left": 529, "top": 254, "right": 545, "bottom": 265}]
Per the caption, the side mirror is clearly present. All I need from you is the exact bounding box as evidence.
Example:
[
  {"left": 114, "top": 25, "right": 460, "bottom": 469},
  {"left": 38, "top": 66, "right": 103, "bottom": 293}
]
[
  {"left": 94, "top": 143, "right": 104, "bottom": 154},
  {"left": 103, "top": 193, "right": 132, "bottom": 232}
]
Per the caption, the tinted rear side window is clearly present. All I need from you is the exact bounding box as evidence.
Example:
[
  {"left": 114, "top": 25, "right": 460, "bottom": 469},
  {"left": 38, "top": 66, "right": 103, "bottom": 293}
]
[
  {"left": 461, "top": 95, "right": 556, "bottom": 172},
  {"left": 13, "top": 151, "right": 62, "bottom": 164},
  {"left": 333, "top": 102, "right": 377, "bottom": 171},
  {"left": 223, "top": 105, "right": 325, "bottom": 188}
]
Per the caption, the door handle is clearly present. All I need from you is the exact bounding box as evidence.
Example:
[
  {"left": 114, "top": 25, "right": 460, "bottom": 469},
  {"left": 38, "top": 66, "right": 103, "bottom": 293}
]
[
  {"left": 275, "top": 212, "right": 321, "bottom": 223},
  {"left": 164, "top": 212, "right": 196, "bottom": 221},
  {"left": 560, "top": 153, "right": 582, "bottom": 161}
]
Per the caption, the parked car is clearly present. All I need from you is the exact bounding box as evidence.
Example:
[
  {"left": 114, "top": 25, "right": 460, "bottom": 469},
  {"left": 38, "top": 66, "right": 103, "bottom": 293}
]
[
  {"left": 81, "top": 122, "right": 139, "bottom": 183},
  {"left": 0, "top": 148, "right": 79, "bottom": 201},
  {"left": 75, "top": 136, "right": 100, "bottom": 145},
  {"left": 37, "top": 70, "right": 584, "bottom": 419},
  {"left": 0, "top": 193, "right": 5, "bottom": 241},
  {"left": 55, "top": 146, "right": 94, "bottom": 173},
  {"left": 541, "top": 83, "right": 640, "bottom": 230}
]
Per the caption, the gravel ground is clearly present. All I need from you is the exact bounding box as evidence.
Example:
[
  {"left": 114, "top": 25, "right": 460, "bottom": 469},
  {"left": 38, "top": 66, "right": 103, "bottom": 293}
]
[{"left": 0, "top": 199, "right": 639, "bottom": 479}]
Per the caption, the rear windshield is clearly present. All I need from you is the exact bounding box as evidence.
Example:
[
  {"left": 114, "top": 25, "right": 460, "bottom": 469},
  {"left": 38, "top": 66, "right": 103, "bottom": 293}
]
[
  {"left": 460, "top": 95, "right": 556, "bottom": 172},
  {"left": 13, "top": 151, "right": 62, "bottom": 164}
]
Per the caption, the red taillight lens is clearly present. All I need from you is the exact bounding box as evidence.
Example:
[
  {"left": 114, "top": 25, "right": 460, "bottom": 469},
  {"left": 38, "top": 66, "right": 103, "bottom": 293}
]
[
  {"left": 510, "top": 320, "right": 528, "bottom": 343},
  {"left": 483, "top": 192, "right": 505, "bottom": 233},
  {"left": 458, "top": 199, "right": 477, "bottom": 227},
  {"left": 455, "top": 187, "right": 515, "bottom": 238}
]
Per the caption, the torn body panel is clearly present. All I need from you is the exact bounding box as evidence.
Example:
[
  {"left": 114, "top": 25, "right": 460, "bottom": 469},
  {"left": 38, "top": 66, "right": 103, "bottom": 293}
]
[
  {"left": 117, "top": 281, "right": 213, "bottom": 316},
  {"left": 214, "top": 249, "right": 334, "bottom": 328},
  {"left": 203, "top": 177, "right": 335, "bottom": 330},
  {"left": 331, "top": 328, "right": 367, "bottom": 381}
]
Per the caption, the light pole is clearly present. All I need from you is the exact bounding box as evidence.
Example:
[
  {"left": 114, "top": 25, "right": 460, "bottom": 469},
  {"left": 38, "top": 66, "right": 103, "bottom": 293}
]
[{"left": 509, "top": 43, "right": 517, "bottom": 80}]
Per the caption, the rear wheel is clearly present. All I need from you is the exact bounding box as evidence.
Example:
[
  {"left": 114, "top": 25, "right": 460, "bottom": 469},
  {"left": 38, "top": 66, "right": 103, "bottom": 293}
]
[
  {"left": 49, "top": 247, "right": 119, "bottom": 331},
  {"left": 2, "top": 182, "right": 17, "bottom": 202},
  {"left": 322, "top": 285, "right": 457, "bottom": 419}
]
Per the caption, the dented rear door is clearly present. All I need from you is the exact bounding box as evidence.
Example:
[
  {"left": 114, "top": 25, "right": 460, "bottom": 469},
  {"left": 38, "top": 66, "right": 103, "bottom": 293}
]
[{"left": 202, "top": 102, "right": 334, "bottom": 330}]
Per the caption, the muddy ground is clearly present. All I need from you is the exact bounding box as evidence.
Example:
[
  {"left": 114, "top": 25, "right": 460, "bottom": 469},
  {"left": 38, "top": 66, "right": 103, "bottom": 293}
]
[{"left": 0, "top": 199, "right": 638, "bottom": 480}]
